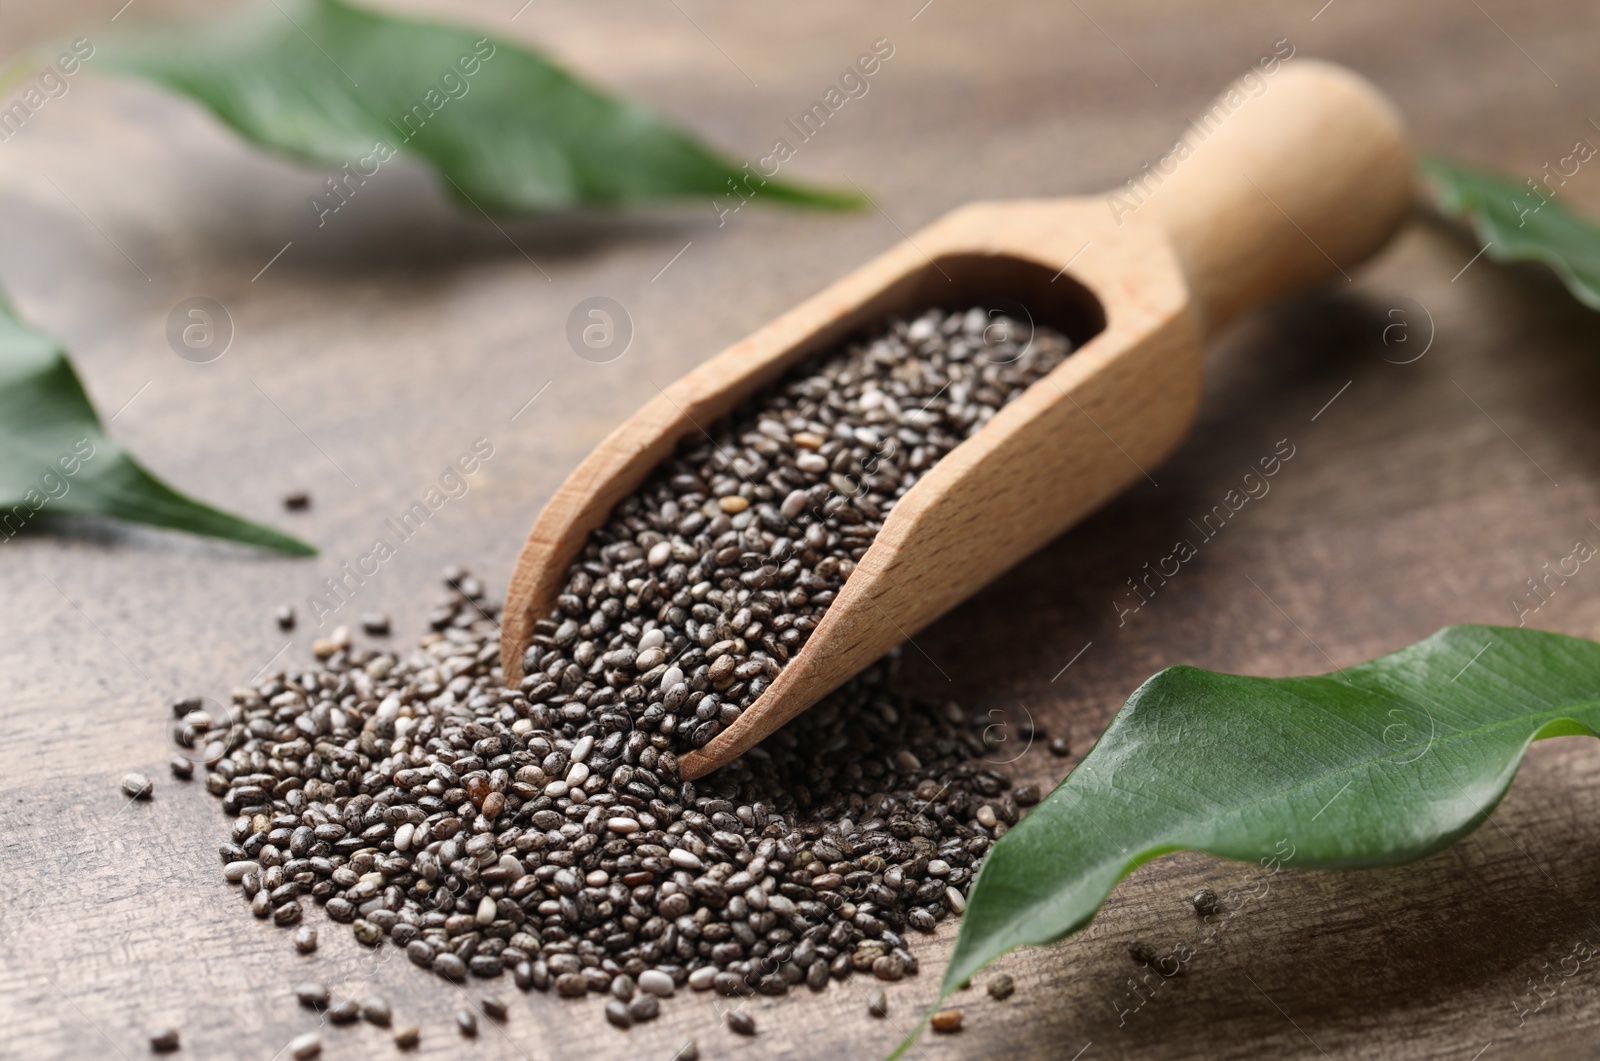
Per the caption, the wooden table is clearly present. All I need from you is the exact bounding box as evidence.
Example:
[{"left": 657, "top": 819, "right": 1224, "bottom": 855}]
[{"left": 3, "top": 2, "right": 1599, "bottom": 1058}]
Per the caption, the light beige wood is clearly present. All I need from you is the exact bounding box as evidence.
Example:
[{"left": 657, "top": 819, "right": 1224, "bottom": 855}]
[{"left": 500, "top": 59, "right": 1414, "bottom": 779}]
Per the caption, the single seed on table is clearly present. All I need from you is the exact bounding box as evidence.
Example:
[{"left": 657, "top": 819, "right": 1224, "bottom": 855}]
[
  {"left": 326, "top": 1000, "right": 359, "bottom": 1024},
  {"left": 726, "top": 1009, "right": 756, "bottom": 1036},
  {"left": 168, "top": 756, "right": 193, "bottom": 780},
  {"left": 275, "top": 604, "right": 296, "bottom": 630},
  {"left": 148, "top": 1027, "right": 180, "bottom": 1053},
  {"left": 988, "top": 974, "right": 1015, "bottom": 1000},
  {"left": 867, "top": 989, "right": 888, "bottom": 1017},
  {"left": 432, "top": 953, "right": 467, "bottom": 982},
  {"left": 455, "top": 1009, "right": 478, "bottom": 1037},
  {"left": 394, "top": 1026, "right": 420, "bottom": 1051},
  {"left": 292, "top": 926, "right": 317, "bottom": 954},
  {"left": 1013, "top": 783, "right": 1042, "bottom": 806},
  {"left": 672, "top": 1042, "right": 699, "bottom": 1061},
  {"left": 1191, "top": 888, "right": 1220, "bottom": 916},
  {"left": 361, "top": 997, "right": 392, "bottom": 1026},
  {"left": 478, "top": 995, "right": 508, "bottom": 1022},
  {"left": 287, "top": 1032, "right": 320, "bottom": 1060},
  {"left": 294, "top": 982, "right": 329, "bottom": 1009},
  {"left": 121, "top": 773, "right": 153, "bottom": 800},
  {"left": 604, "top": 999, "right": 632, "bottom": 1029},
  {"left": 283, "top": 491, "right": 310, "bottom": 510},
  {"left": 930, "top": 1009, "right": 963, "bottom": 1034},
  {"left": 222, "top": 860, "right": 258, "bottom": 882},
  {"left": 360, "top": 612, "right": 391, "bottom": 636}
]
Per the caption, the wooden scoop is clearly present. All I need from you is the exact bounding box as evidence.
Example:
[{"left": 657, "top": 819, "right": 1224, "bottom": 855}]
[{"left": 502, "top": 59, "right": 1412, "bottom": 779}]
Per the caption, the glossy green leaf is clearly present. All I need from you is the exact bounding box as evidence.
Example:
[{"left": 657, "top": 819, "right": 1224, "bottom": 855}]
[
  {"left": 1421, "top": 154, "right": 1600, "bottom": 310},
  {"left": 95, "top": 0, "right": 862, "bottom": 213},
  {"left": 894, "top": 624, "right": 1600, "bottom": 1057},
  {"left": 0, "top": 291, "right": 314, "bottom": 555}
]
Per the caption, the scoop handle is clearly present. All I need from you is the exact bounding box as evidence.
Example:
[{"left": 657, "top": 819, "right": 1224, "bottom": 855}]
[{"left": 1138, "top": 58, "right": 1412, "bottom": 336}]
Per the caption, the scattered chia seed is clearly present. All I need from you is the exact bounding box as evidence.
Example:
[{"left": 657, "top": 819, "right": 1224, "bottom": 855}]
[
  {"left": 181, "top": 308, "right": 1061, "bottom": 1036},
  {"left": 361, "top": 613, "right": 391, "bottom": 637},
  {"left": 326, "top": 999, "right": 359, "bottom": 1025},
  {"left": 293, "top": 925, "right": 317, "bottom": 953},
  {"left": 1047, "top": 735, "right": 1070, "bottom": 757},
  {"left": 930, "top": 1008, "right": 963, "bottom": 1033},
  {"left": 360, "top": 996, "right": 391, "bottom": 1027},
  {"left": 1192, "top": 888, "right": 1220, "bottom": 916},
  {"left": 169, "top": 757, "right": 194, "bottom": 780},
  {"left": 394, "top": 1026, "right": 420, "bottom": 1050},
  {"left": 283, "top": 491, "right": 310, "bottom": 511},
  {"left": 1128, "top": 940, "right": 1159, "bottom": 966},
  {"left": 121, "top": 773, "right": 153, "bottom": 800},
  {"left": 987, "top": 974, "right": 1014, "bottom": 1000},
  {"left": 672, "top": 1042, "right": 699, "bottom": 1061},
  {"left": 276, "top": 605, "right": 296, "bottom": 631},
  {"left": 148, "top": 1027, "right": 180, "bottom": 1053},
  {"left": 294, "top": 982, "right": 328, "bottom": 1009},
  {"left": 287, "top": 1032, "right": 320, "bottom": 1060},
  {"left": 479, "top": 995, "right": 508, "bottom": 1021},
  {"left": 455, "top": 1009, "right": 478, "bottom": 1037},
  {"left": 867, "top": 988, "right": 888, "bottom": 1017}
]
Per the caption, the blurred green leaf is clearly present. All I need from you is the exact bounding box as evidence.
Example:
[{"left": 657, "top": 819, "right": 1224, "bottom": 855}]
[
  {"left": 0, "top": 291, "right": 314, "bottom": 555},
  {"left": 894, "top": 624, "right": 1600, "bottom": 1057},
  {"left": 96, "top": 0, "right": 862, "bottom": 213},
  {"left": 1421, "top": 153, "right": 1600, "bottom": 310}
]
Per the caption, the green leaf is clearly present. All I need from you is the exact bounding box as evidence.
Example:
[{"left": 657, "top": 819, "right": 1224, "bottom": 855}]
[
  {"left": 94, "top": 0, "right": 862, "bottom": 214},
  {"left": 1420, "top": 154, "right": 1600, "bottom": 310},
  {"left": 894, "top": 624, "right": 1600, "bottom": 1057},
  {"left": 0, "top": 291, "right": 314, "bottom": 555}
]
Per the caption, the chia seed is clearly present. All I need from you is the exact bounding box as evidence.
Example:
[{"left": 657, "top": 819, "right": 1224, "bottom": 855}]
[{"left": 180, "top": 307, "right": 1060, "bottom": 1033}]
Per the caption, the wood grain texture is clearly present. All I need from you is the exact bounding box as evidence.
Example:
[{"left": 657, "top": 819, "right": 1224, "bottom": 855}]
[{"left": 3, "top": 2, "right": 1600, "bottom": 1060}]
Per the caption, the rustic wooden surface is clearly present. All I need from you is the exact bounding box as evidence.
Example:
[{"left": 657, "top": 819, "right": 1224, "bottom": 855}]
[{"left": 4, "top": 2, "right": 1600, "bottom": 1059}]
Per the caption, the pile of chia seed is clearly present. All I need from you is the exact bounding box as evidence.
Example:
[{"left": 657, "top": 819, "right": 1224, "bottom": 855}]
[
  {"left": 180, "top": 307, "right": 1069, "bottom": 1036},
  {"left": 524, "top": 306, "right": 1071, "bottom": 749}
]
